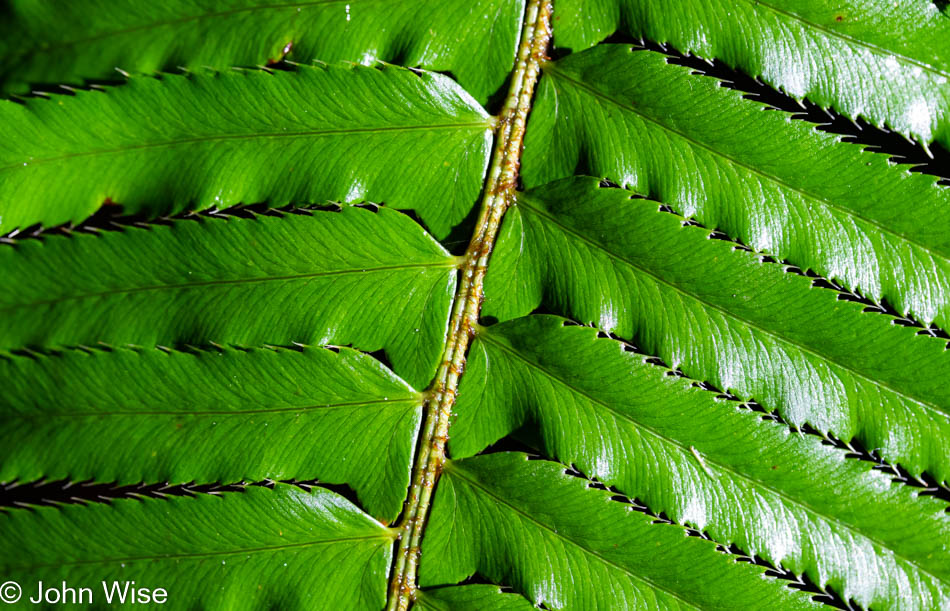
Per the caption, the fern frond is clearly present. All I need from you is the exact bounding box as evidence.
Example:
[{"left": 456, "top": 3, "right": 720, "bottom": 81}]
[
  {"left": 484, "top": 177, "right": 950, "bottom": 483},
  {"left": 453, "top": 315, "right": 950, "bottom": 609},
  {"left": 0, "top": 484, "right": 395, "bottom": 610},
  {"left": 551, "top": 0, "right": 950, "bottom": 148},
  {"left": 0, "top": 63, "right": 491, "bottom": 238},
  {"left": 422, "top": 453, "right": 818, "bottom": 610},
  {"left": 0, "top": 205, "right": 457, "bottom": 387},
  {"left": 0, "top": 0, "right": 524, "bottom": 105},
  {"left": 523, "top": 46, "right": 950, "bottom": 329},
  {"left": 0, "top": 345, "right": 422, "bottom": 521}
]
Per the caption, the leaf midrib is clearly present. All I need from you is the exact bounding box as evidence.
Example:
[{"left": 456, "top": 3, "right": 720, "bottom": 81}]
[
  {"left": 1, "top": 261, "right": 456, "bottom": 311},
  {"left": 446, "top": 464, "right": 701, "bottom": 611},
  {"left": 516, "top": 199, "right": 950, "bottom": 423},
  {"left": 10, "top": 533, "right": 391, "bottom": 571},
  {"left": 0, "top": 123, "right": 490, "bottom": 173},
  {"left": 6, "top": 397, "right": 420, "bottom": 418},
  {"left": 477, "top": 330, "right": 945, "bottom": 585},
  {"left": 544, "top": 63, "right": 950, "bottom": 262}
]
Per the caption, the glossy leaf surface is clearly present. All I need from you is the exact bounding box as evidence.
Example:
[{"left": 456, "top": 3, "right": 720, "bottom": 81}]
[
  {"left": 416, "top": 585, "right": 537, "bottom": 610},
  {"left": 0, "top": 63, "right": 492, "bottom": 237},
  {"left": 0, "top": 206, "right": 456, "bottom": 388},
  {"left": 0, "top": 485, "right": 395, "bottom": 610},
  {"left": 0, "top": 345, "right": 422, "bottom": 522},
  {"left": 0, "top": 0, "right": 524, "bottom": 105},
  {"left": 483, "top": 177, "right": 950, "bottom": 483},
  {"left": 3, "top": 2, "right": 949, "bottom": 609},
  {"left": 551, "top": 0, "right": 950, "bottom": 148},
  {"left": 422, "top": 453, "right": 817, "bottom": 610},
  {"left": 523, "top": 46, "right": 950, "bottom": 329},
  {"left": 452, "top": 315, "right": 950, "bottom": 609}
]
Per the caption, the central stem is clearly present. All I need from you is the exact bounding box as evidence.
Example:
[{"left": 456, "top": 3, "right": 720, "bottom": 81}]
[{"left": 385, "top": 2, "right": 553, "bottom": 608}]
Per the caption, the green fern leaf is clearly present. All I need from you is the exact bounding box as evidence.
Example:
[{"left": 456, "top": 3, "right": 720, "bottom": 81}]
[
  {"left": 0, "top": 63, "right": 491, "bottom": 237},
  {"left": 522, "top": 45, "right": 950, "bottom": 329},
  {"left": 451, "top": 314, "right": 950, "bottom": 609},
  {"left": 0, "top": 205, "right": 457, "bottom": 388},
  {"left": 422, "top": 453, "right": 818, "bottom": 610},
  {"left": 551, "top": 0, "right": 950, "bottom": 149},
  {"left": 0, "top": 0, "right": 524, "bottom": 105},
  {"left": 3, "top": 2, "right": 950, "bottom": 609},
  {"left": 0, "top": 345, "right": 422, "bottom": 521},
  {"left": 0, "top": 484, "right": 395, "bottom": 610},
  {"left": 416, "top": 585, "right": 537, "bottom": 610},
  {"left": 484, "top": 177, "right": 950, "bottom": 483}
]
